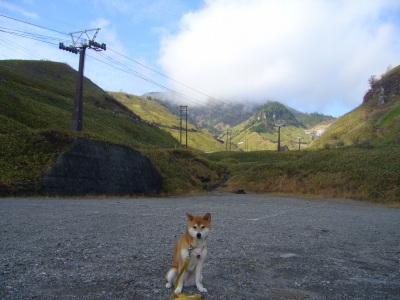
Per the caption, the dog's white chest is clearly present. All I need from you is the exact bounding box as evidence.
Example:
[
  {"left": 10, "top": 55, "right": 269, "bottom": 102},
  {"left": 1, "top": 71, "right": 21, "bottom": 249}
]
[{"left": 181, "top": 247, "right": 208, "bottom": 269}]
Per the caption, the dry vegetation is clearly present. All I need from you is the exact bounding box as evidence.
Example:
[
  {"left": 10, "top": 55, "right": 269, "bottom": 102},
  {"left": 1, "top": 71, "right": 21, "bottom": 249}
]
[{"left": 1, "top": 60, "right": 399, "bottom": 203}]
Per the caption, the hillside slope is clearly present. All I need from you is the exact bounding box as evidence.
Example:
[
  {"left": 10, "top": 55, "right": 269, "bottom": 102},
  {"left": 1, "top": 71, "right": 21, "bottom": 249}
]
[
  {"left": 145, "top": 92, "right": 335, "bottom": 133},
  {"left": 143, "top": 91, "right": 257, "bottom": 134},
  {"left": 226, "top": 101, "right": 313, "bottom": 151},
  {"left": 296, "top": 112, "right": 335, "bottom": 128},
  {"left": 311, "top": 65, "right": 400, "bottom": 148},
  {"left": 0, "top": 60, "right": 178, "bottom": 185},
  {"left": 110, "top": 92, "right": 226, "bottom": 152}
]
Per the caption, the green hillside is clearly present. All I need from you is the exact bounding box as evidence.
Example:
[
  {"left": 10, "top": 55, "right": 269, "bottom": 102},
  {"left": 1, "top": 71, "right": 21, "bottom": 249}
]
[
  {"left": 146, "top": 92, "right": 335, "bottom": 134},
  {"left": 143, "top": 92, "right": 257, "bottom": 135},
  {"left": 110, "top": 92, "right": 187, "bottom": 128},
  {"left": 1, "top": 59, "right": 399, "bottom": 203},
  {"left": 296, "top": 112, "right": 335, "bottom": 128},
  {"left": 0, "top": 60, "right": 178, "bottom": 185},
  {"left": 226, "top": 101, "right": 313, "bottom": 151},
  {"left": 110, "top": 92, "right": 226, "bottom": 152},
  {"left": 201, "top": 147, "right": 400, "bottom": 203},
  {"left": 311, "top": 65, "right": 400, "bottom": 148}
]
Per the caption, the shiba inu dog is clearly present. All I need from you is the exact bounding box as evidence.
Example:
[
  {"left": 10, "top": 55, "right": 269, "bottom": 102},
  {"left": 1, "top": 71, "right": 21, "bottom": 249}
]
[{"left": 165, "top": 212, "right": 212, "bottom": 294}]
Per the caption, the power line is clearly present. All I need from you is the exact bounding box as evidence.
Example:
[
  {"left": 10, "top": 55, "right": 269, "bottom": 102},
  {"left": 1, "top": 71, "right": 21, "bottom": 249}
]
[
  {"left": 0, "top": 14, "right": 70, "bottom": 36},
  {"left": 93, "top": 52, "right": 252, "bottom": 130},
  {"left": 0, "top": 13, "right": 213, "bottom": 108},
  {"left": 88, "top": 52, "right": 205, "bottom": 107},
  {"left": 0, "top": 26, "right": 67, "bottom": 42},
  {"left": 0, "top": 28, "right": 61, "bottom": 45},
  {"left": 0, "top": 36, "right": 46, "bottom": 60},
  {"left": 0, "top": 40, "right": 36, "bottom": 60},
  {"left": 1, "top": 14, "right": 255, "bottom": 125},
  {"left": 0, "top": 33, "right": 55, "bottom": 56},
  {"left": 108, "top": 47, "right": 254, "bottom": 119}
]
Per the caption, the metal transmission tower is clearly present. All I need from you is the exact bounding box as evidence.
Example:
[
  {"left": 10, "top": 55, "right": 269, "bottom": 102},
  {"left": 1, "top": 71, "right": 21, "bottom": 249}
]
[
  {"left": 59, "top": 28, "right": 106, "bottom": 131},
  {"left": 179, "top": 106, "right": 188, "bottom": 149}
]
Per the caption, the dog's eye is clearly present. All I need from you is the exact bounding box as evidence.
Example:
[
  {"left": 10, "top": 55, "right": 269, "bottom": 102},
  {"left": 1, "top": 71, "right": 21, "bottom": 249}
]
[
  {"left": 193, "top": 226, "right": 197, "bottom": 229},
  {"left": 201, "top": 226, "right": 205, "bottom": 229}
]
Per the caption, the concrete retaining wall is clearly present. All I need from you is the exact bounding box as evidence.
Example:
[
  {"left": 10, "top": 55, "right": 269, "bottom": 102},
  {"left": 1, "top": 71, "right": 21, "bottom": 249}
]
[{"left": 41, "top": 137, "right": 161, "bottom": 196}]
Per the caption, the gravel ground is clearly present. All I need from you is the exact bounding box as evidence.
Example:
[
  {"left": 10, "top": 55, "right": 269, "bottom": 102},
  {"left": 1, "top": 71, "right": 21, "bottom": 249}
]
[{"left": 1, "top": 194, "right": 399, "bottom": 300}]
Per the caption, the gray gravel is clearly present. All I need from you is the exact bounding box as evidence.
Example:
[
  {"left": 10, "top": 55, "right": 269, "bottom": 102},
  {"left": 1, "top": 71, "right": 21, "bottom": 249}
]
[{"left": 1, "top": 194, "right": 399, "bottom": 300}]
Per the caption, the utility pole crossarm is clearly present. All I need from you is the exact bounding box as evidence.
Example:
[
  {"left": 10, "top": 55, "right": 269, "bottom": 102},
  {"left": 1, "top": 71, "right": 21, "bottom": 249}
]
[{"left": 69, "top": 28, "right": 101, "bottom": 48}]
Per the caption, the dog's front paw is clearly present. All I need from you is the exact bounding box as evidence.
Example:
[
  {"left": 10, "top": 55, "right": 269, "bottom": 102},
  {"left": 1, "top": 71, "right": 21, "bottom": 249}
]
[
  {"left": 165, "top": 282, "right": 172, "bottom": 289},
  {"left": 197, "top": 284, "right": 207, "bottom": 293},
  {"left": 174, "top": 287, "right": 182, "bottom": 294}
]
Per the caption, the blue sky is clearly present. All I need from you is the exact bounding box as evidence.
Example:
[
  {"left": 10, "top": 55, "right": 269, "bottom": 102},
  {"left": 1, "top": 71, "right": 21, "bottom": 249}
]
[{"left": 1, "top": 0, "right": 400, "bottom": 117}]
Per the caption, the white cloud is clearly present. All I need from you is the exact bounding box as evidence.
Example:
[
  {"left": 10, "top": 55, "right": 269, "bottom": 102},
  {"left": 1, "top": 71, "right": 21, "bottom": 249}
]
[
  {"left": 89, "top": 19, "right": 126, "bottom": 53},
  {"left": 158, "top": 0, "right": 400, "bottom": 116}
]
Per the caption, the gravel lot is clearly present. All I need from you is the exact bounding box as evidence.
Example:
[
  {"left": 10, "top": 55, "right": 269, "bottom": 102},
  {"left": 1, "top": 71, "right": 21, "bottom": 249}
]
[{"left": 1, "top": 194, "right": 399, "bottom": 300}]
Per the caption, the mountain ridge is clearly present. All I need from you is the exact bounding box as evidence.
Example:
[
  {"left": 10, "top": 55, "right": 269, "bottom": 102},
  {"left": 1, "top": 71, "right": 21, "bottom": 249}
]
[
  {"left": 142, "top": 91, "right": 335, "bottom": 134},
  {"left": 310, "top": 65, "right": 400, "bottom": 148},
  {"left": 1, "top": 59, "right": 399, "bottom": 202}
]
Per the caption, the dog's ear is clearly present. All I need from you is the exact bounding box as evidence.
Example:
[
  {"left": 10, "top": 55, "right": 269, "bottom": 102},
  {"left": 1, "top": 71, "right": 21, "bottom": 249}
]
[
  {"left": 203, "top": 213, "right": 211, "bottom": 222},
  {"left": 186, "top": 212, "right": 194, "bottom": 222}
]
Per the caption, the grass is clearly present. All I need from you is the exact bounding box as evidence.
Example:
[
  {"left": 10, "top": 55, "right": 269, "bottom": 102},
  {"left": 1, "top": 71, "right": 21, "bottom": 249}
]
[
  {"left": 1, "top": 59, "right": 399, "bottom": 203},
  {"left": 0, "top": 60, "right": 178, "bottom": 188},
  {"left": 311, "top": 102, "right": 390, "bottom": 148},
  {"left": 143, "top": 148, "right": 224, "bottom": 195},
  {"left": 0, "top": 80, "right": 176, "bottom": 148},
  {"left": 110, "top": 91, "right": 226, "bottom": 152},
  {"left": 0, "top": 130, "right": 73, "bottom": 184},
  {"left": 162, "top": 128, "right": 226, "bottom": 152},
  {"left": 225, "top": 101, "right": 316, "bottom": 151},
  {"left": 201, "top": 147, "right": 400, "bottom": 203},
  {"left": 311, "top": 65, "right": 400, "bottom": 149},
  {"left": 230, "top": 126, "right": 312, "bottom": 151},
  {"left": 377, "top": 102, "right": 400, "bottom": 129},
  {"left": 109, "top": 92, "right": 186, "bottom": 128}
]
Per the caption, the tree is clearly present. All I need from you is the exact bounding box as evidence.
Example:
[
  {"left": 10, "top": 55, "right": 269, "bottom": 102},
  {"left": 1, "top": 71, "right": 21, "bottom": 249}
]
[{"left": 368, "top": 75, "right": 377, "bottom": 88}]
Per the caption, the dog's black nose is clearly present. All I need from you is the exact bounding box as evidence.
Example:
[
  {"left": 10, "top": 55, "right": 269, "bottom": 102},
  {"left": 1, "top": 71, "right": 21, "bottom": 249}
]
[{"left": 196, "top": 233, "right": 202, "bottom": 239}]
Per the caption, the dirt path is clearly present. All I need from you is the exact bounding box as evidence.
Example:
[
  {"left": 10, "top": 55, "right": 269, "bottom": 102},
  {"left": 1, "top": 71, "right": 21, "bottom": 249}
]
[{"left": 1, "top": 194, "right": 399, "bottom": 299}]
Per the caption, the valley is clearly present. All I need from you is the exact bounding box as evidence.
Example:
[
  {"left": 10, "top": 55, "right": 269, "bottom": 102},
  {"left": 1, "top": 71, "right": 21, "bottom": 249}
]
[{"left": 0, "top": 59, "right": 399, "bottom": 203}]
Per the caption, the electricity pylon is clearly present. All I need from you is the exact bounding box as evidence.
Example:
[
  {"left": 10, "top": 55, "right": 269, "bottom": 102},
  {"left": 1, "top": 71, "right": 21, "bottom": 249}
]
[{"left": 59, "top": 28, "right": 106, "bottom": 131}]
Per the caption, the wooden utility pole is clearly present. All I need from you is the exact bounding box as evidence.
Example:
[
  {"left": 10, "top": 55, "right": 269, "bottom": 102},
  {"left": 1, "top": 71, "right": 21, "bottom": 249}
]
[
  {"left": 274, "top": 122, "right": 285, "bottom": 152},
  {"left": 229, "top": 131, "right": 232, "bottom": 151},
  {"left": 297, "top": 135, "right": 302, "bottom": 151},
  {"left": 185, "top": 106, "right": 188, "bottom": 149},
  {"left": 226, "top": 129, "right": 228, "bottom": 151},
  {"left": 179, "top": 106, "right": 188, "bottom": 149},
  {"left": 179, "top": 108, "right": 182, "bottom": 148}
]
